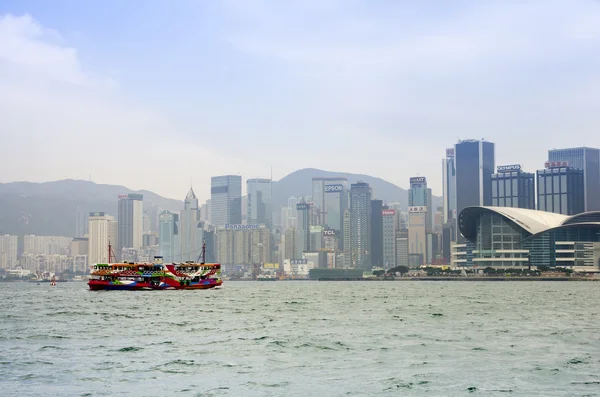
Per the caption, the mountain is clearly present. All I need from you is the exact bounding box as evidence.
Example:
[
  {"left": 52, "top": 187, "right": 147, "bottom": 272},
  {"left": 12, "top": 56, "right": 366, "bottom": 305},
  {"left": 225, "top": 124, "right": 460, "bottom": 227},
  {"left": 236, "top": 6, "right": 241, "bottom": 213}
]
[
  {"left": 272, "top": 168, "right": 442, "bottom": 210},
  {"left": 0, "top": 180, "right": 183, "bottom": 237}
]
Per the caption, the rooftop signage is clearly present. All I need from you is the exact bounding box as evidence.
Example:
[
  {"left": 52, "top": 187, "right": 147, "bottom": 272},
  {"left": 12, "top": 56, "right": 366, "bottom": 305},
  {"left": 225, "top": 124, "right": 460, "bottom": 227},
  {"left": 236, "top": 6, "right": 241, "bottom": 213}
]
[
  {"left": 323, "top": 229, "right": 336, "bottom": 236},
  {"left": 225, "top": 224, "right": 260, "bottom": 230},
  {"left": 446, "top": 148, "right": 455, "bottom": 157},
  {"left": 296, "top": 203, "right": 309, "bottom": 210},
  {"left": 408, "top": 206, "right": 427, "bottom": 213},
  {"left": 325, "top": 184, "right": 343, "bottom": 193},
  {"left": 290, "top": 259, "right": 308, "bottom": 265},
  {"left": 410, "top": 177, "right": 426, "bottom": 184},
  {"left": 382, "top": 209, "right": 396, "bottom": 216},
  {"left": 497, "top": 164, "right": 521, "bottom": 173},
  {"left": 545, "top": 161, "right": 569, "bottom": 169}
]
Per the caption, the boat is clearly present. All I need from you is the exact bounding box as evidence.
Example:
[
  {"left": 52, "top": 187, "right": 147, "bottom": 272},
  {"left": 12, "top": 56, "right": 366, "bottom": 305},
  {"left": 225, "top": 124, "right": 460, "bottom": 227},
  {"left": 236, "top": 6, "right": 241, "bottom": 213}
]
[
  {"left": 50, "top": 276, "right": 56, "bottom": 286},
  {"left": 88, "top": 240, "right": 222, "bottom": 291}
]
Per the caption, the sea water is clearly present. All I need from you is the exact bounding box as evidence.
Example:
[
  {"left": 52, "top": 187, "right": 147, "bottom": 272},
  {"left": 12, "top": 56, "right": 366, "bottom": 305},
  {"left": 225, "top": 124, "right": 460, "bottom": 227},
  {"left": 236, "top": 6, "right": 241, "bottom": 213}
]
[{"left": 1, "top": 281, "right": 599, "bottom": 396}]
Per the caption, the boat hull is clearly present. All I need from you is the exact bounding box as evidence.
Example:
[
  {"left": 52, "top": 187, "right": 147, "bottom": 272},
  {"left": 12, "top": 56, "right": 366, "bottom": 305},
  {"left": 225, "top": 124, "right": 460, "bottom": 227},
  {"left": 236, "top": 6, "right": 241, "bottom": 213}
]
[{"left": 88, "top": 279, "right": 222, "bottom": 291}]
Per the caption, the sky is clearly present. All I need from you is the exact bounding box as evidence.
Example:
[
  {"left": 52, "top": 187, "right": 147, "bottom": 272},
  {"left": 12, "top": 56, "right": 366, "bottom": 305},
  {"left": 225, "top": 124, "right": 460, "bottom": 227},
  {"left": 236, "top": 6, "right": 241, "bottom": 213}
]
[{"left": 0, "top": 0, "right": 599, "bottom": 201}]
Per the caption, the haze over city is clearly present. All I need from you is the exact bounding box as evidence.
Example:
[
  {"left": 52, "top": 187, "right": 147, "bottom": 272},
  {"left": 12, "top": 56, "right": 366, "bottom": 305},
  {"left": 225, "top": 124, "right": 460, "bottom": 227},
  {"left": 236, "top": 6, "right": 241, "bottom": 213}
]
[{"left": 1, "top": 0, "right": 600, "bottom": 201}]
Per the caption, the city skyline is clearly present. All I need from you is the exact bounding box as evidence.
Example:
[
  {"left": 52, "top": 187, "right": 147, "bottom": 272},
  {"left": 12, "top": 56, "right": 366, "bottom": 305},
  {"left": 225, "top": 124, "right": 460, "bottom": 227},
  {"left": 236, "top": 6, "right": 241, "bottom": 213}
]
[{"left": 1, "top": 2, "right": 600, "bottom": 201}]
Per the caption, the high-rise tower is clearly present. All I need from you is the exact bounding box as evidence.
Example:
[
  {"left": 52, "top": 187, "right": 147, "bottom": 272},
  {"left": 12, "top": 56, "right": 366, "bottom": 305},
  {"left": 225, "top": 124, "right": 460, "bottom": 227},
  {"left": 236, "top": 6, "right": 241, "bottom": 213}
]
[
  {"left": 548, "top": 147, "right": 600, "bottom": 211},
  {"left": 210, "top": 175, "right": 242, "bottom": 227},
  {"left": 350, "top": 182, "right": 372, "bottom": 269},
  {"left": 117, "top": 193, "right": 144, "bottom": 258}
]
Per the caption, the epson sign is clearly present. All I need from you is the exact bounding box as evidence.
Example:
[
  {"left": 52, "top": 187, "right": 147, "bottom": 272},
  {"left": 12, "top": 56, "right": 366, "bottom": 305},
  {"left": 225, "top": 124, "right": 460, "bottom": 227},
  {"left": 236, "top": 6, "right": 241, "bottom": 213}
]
[
  {"left": 325, "top": 184, "right": 343, "bottom": 193},
  {"left": 497, "top": 164, "right": 521, "bottom": 173}
]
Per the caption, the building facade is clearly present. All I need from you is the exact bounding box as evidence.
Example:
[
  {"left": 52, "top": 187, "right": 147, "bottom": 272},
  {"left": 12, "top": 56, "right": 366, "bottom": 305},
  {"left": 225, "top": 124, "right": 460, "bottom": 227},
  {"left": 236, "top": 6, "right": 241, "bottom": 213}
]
[
  {"left": 370, "top": 200, "right": 384, "bottom": 267},
  {"left": 88, "top": 212, "right": 118, "bottom": 264},
  {"left": 548, "top": 147, "right": 600, "bottom": 211},
  {"left": 458, "top": 206, "right": 600, "bottom": 272},
  {"left": 295, "top": 199, "right": 312, "bottom": 258},
  {"left": 491, "top": 165, "right": 535, "bottom": 209},
  {"left": 0, "top": 234, "right": 18, "bottom": 269},
  {"left": 442, "top": 148, "right": 457, "bottom": 224},
  {"left": 537, "top": 163, "right": 585, "bottom": 215},
  {"left": 408, "top": 176, "right": 432, "bottom": 265},
  {"left": 247, "top": 178, "right": 272, "bottom": 227},
  {"left": 454, "top": 139, "right": 495, "bottom": 221},
  {"left": 382, "top": 209, "right": 397, "bottom": 268},
  {"left": 210, "top": 175, "right": 242, "bottom": 227},
  {"left": 117, "top": 193, "right": 144, "bottom": 257},
  {"left": 395, "top": 229, "right": 409, "bottom": 268},
  {"left": 158, "top": 210, "right": 180, "bottom": 263},
  {"left": 350, "top": 182, "right": 372, "bottom": 269}
]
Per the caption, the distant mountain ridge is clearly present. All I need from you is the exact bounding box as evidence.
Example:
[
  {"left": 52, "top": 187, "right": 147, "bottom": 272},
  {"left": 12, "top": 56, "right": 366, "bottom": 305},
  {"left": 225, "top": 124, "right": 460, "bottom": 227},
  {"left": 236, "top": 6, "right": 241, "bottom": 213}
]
[
  {"left": 0, "top": 180, "right": 182, "bottom": 237},
  {"left": 272, "top": 168, "right": 442, "bottom": 211},
  {"left": 0, "top": 170, "right": 441, "bottom": 237}
]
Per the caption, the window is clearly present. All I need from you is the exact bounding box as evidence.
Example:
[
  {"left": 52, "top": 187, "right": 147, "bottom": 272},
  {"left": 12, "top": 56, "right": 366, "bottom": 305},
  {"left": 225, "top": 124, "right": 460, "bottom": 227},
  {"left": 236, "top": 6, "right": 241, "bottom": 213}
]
[
  {"left": 492, "top": 198, "right": 498, "bottom": 206},
  {"left": 539, "top": 195, "right": 545, "bottom": 211},
  {"left": 539, "top": 175, "right": 545, "bottom": 195},
  {"left": 554, "top": 194, "right": 561, "bottom": 213},
  {"left": 561, "top": 174, "right": 567, "bottom": 190},
  {"left": 499, "top": 197, "right": 505, "bottom": 207},
  {"left": 499, "top": 179, "right": 505, "bottom": 197},
  {"left": 561, "top": 194, "right": 567, "bottom": 214},
  {"left": 554, "top": 175, "right": 560, "bottom": 193},
  {"left": 512, "top": 178, "right": 518, "bottom": 198},
  {"left": 492, "top": 180, "right": 497, "bottom": 197}
]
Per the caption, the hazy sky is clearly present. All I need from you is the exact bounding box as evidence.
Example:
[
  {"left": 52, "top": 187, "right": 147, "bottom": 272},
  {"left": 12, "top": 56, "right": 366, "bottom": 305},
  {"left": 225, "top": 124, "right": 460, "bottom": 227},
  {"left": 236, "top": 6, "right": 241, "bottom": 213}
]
[{"left": 0, "top": 1, "right": 599, "bottom": 201}]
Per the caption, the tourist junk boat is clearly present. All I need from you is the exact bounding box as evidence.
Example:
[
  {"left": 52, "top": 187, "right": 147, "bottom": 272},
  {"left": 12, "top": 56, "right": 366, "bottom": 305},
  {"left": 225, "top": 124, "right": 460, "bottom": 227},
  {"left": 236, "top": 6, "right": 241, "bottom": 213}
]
[{"left": 88, "top": 241, "right": 222, "bottom": 291}]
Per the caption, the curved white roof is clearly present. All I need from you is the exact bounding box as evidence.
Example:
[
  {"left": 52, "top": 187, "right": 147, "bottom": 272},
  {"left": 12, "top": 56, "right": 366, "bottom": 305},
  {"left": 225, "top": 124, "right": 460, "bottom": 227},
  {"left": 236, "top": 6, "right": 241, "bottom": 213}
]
[
  {"left": 460, "top": 207, "right": 600, "bottom": 240},
  {"left": 460, "top": 206, "right": 569, "bottom": 236},
  {"left": 482, "top": 206, "right": 568, "bottom": 234}
]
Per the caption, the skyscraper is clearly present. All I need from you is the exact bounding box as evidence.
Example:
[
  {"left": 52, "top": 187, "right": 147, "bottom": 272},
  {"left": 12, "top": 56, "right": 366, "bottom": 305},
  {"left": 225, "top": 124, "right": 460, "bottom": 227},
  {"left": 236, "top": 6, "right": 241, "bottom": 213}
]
[
  {"left": 350, "top": 182, "right": 372, "bottom": 269},
  {"left": 343, "top": 209, "right": 351, "bottom": 268},
  {"left": 491, "top": 165, "right": 535, "bottom": 209},
  {"left": 180, "top": 187, "right": 203, "bottom": 261},
  {"left": 455, "top": 139, "right": 495, "bottom": 240},
  {"left": 548, "top": 147, "right": 600, "bottom": 211},
  {"left": 158, "top": 210, "right": 181, "bottom": 262},
  {"left": 0, "top": 234, "right": 18, "bottom": 269},
  {"left": 370, "top": 199, "right": 383, "bottom": 267},
  {"left": 311, "top": 177, "right": 348, "bottom": 228},
  {"left": 88, "top": 212, "right": 118, "bottom": 264},
  {"left": 295, "top": 199, "right": 312, "bottom": 258},
  {"left": 537, "top": 162, "right": 585, "bottom": 215},
  {"left": 117, "top": 193, "right": 143, "bottom": 258},
  {"left": 442, "top": 148, "right": 456, "bottom": 223},
  {"left": 246, "top": 178, "right": 272, "bottom": 227},
  {"left": 382, "top": 208, "right": 397, "bottom": 269},
  {"left": 408, "top": 176, "right": 432, "bottom": 265},
  {"left": 210, "top": 175, "right": 242, "bottom": 227}
]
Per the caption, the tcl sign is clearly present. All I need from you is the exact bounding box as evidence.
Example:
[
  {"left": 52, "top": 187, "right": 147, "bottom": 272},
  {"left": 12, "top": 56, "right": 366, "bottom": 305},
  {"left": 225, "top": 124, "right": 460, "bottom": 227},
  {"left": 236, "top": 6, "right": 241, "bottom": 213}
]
[{"left": 323, "top": 229, "right": 336, "bottom": 236}]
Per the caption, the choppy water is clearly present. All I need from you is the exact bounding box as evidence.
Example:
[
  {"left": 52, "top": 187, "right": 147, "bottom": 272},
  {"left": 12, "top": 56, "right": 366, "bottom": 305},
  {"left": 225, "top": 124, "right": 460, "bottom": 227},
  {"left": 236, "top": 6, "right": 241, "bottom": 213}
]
[{"left": 1, "top": 281, "right": 600, "bottom": 396}]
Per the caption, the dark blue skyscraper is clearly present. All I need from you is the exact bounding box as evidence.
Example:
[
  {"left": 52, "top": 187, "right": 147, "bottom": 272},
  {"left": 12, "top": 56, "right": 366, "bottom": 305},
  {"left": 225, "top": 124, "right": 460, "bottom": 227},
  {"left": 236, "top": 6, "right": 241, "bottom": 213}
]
[
  {"left": 537, "top": 162, "right": 584, "bottom": 215},
  {"left": 491, "top": 165, "right": 535, "bottom": 209},
  {"left": 548, "top": 147, "right": 600, "bottom": 211},
  {"left": 455, "top": 139, "right": 495, "bottom": 216}
]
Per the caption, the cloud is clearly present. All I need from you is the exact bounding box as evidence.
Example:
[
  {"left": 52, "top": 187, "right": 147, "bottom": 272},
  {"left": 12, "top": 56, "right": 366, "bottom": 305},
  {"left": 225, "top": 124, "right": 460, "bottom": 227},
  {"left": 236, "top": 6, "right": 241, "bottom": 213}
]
[
  {"left": 0, "top": 13, "right": 253, "bottom": 201},
  {"left": 221, "top": 0, "right": 600, "bottom": 191}
]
